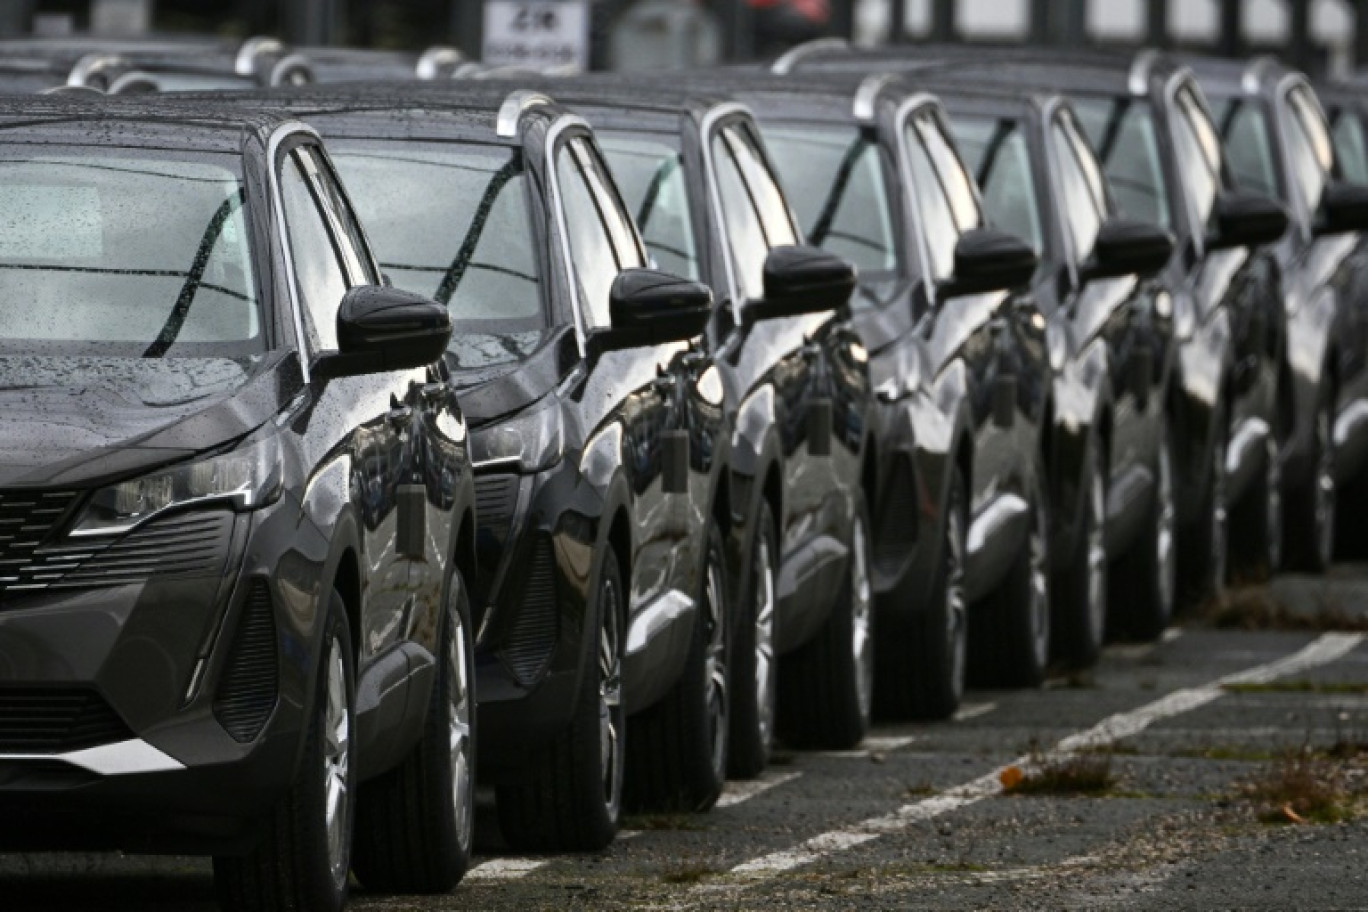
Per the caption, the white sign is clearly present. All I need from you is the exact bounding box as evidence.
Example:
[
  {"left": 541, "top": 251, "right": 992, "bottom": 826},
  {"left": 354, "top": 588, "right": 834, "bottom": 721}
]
[{"left": 483, "top": 1, "right": 590, "bottom": 71}]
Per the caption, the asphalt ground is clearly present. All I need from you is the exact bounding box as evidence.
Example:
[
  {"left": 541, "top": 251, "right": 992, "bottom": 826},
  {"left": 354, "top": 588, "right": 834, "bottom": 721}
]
[{"left": 5, "top": 569, "right": 1368, "bottom": 911}]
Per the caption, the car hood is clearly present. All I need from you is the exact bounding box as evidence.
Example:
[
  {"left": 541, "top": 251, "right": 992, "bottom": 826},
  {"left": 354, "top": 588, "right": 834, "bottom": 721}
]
[
  {"left": 445, "top": 326, "right": 576, "bottom": 425},
  {"left": 0, "top": 352, "right": 298, "bottom": 489}
]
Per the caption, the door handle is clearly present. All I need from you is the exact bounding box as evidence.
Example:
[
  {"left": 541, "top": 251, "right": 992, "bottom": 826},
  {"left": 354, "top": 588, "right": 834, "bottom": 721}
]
[
  {"left": 654, "top": 373, "right": 679, "bottom": 395},
  {"left": 387, "top": 404, "right": 414, "bottom": 426},
  {"left": 419, "top": 381, "right": 448, "bottom": 404}
]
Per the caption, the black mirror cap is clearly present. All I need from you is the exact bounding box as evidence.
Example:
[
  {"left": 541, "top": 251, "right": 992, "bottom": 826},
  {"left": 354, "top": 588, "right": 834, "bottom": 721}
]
[
  {"left": 943, "top": 228, "right": 1038, "bottom": 299},
  {"left": 595, "top": 267, "right": 713, "bottom": 352},
  {"left": 1210, "top": 190, "right": 1289, "bottom": 249},
  {"left": 752, "top": 245, "right": 856, "bottom": 321},
  {"left": 1316, "top": 181, "right": 1368, "bottom": 236},
  {"left": 319, "top": 285, "right": 452, "bottom": 379},
  {"left": 1084, "top": 219, "right": 1174, "bottom": 281}
]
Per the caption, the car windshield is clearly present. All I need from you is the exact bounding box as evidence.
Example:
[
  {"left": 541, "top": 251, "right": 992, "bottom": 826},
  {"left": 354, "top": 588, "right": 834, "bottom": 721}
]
[
  {"left": 1072, "top": 97, "right": 1172, "bottom": 229},
  {"left": 1210, "top": 97, "right": 1282, "bottom": 201},
  {"left": 0, "top": 147, "right": 263, "bottom": 362},
  {"left": 763, "top": 123, "right": 899, "bottom": 275},
  {"left": 952, "top": 115, "right": 1044, "bottom": 255},
  {"left": 332, "top": 140, "right": 546, "bottom": 345},
  {"left": 596, "top": 133, "right": 700, "bottom": 282}
]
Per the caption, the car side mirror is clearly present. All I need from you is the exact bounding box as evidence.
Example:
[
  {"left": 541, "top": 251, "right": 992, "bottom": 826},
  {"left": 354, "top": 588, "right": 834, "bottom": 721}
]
[
  {"left": 1081, "top": 219, "right": 1173, "bottom": 282},
  {"left": 592, "top": 267, "right": 713, "bottom": 353},
  {"left": 746, "top": 245, "right": 856, "bottom": 322},
  {"left": 939, "top": 228, "right": 1037, "bottom": 301},
  {"left": 1316, "top": 181, "right": 1368, "bottom": 235},
  {"left": 1209, "top": 190, "right": 1288, "bottom": 250},
  {"left": 316, "top": 285, "right": 452, "bottom": 379}
]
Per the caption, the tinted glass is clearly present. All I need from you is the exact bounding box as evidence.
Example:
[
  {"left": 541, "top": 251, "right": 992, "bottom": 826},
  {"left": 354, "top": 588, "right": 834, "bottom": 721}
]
[
  {"left": 1212, "top": 97, "right": 1281, "bottom": 200},
  {"left": 0, "top": 148, "right": 262, "bottom": 359},
  {"left": 953, "top": 115, "right": 1043, "bottom": 254},
  {"left": 599, "top": 133, "right": 699, "bottom": 280},
  {"left": 304, "top": 148, "right": 376, "bottom": 284},
  {"left": 1052, "top": 121, "right": 1104, "bottom": 262},
  {"left": 1169, "top": 95, "right": 1220, "bottom": 231},
  {"left": 712, "top": 130, "right": 771, "bottom": 300},
  {"left": 1073, "top": 96, "right": 1171, "bottom": 229},
  {"left": 1285, "top": 86, "right": 1333, "bottom": 210},
  {"left": 572, "top": 138, "right": 643, "bottom": 268},
  {"left": 557, "top": 142, "right": 620, "bottom": 330},
  {"left": 281, "top": 152, "right": 349, "bottom": 352},
  {"left": 904, "top": 126, "right": 959, "bottom": 283},
  {"left": 722, "top": 124, "right": 798, "bottom": 246},
  {"left": 333, "top": 141, "right": 543, "bottom": 331},
  {"left": 1332, "top": 110, "right": 1368, "bottom": 185},
  {"left": 915, "top": 111, "right": 981, "bottom": 232},
  {"left": 766, "top": 124, "right": 898, "bottom": 273}
]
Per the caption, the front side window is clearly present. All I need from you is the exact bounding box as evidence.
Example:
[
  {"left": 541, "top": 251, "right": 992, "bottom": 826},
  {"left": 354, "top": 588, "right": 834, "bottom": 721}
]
[
  {"left": 281, "top": 150, "right": 350, "bottom": 352},
  {"left": 766, "top": 123, "right": 899, "bottom": 274},
  {"left": 333, "top": 140, "right": 543, "bottom": 332},
  {"left": 914, "top": 110, "right": 982, "bottom": 234},
  {"left": 711, "top": 130, "right": 772, "bottom": 300},
  {"left": 1073, "top": 96, "right": 1171, "bottom": 229},
  {"left": 1285, "top": 85, "right": 1334, "bottom": 211},
  {"left": 302, "top": 147, "right": 377, "bottom": 285},
  {"left": 598, "top": 133, "right": 699, "bottom": 280},
  {"left": 1332, "top": 109, "right": 1368, "bottom": 185},
  {"left": 721, "top": 124, "right": 798, "bottom": 247},
  {"left": 1212, "top": 96, "right": 1281, "bottom": 201},
  {"left": 954, "top": 115, "right": 1043, "bottom": 254},
  {"left": 1051, "top": 120, "right": 1104, "bottom": 263},
  {"left": 904, "top": 127, "right": 959, "bottom": 284},
  {"left": 1169, "top": 87, "right": 1222, "bottom": 231},
  {"left": 557, "top": 139, "right": 623, "bottom": 331},
  {"left": 0, "top": 148, "right": 262, "bottom": 360}
]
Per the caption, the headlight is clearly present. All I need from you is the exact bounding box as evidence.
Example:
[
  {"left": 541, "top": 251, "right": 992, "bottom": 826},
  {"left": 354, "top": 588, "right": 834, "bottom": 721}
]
[
  {"left": 471, "top": 397, "right": 564, "bottom": 473},
  {"left": 73, "top": 435, "right": 282, "bottom": 536},
  {"left": 872, "top": 344, "right": 923, "bottom": 403}
]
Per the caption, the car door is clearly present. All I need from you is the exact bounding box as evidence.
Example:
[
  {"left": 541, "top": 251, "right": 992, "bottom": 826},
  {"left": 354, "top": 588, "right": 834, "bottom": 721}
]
[
  {"left": 554, "top": 133, "right": 696, "bottom": 614},
  {"left": 278, "top": 143, "right": 427, "bottom": 676}
]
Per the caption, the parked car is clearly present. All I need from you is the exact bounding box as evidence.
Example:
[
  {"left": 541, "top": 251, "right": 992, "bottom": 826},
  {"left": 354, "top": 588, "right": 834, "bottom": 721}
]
[
  {"left": 790, "top": 45, "right": 1292, "bottom": 616},
  {"left": 216, "top": 82, "right": 731, "bottom": 846},
  {"left": 300, "top": 45, "right": 465, "bottom": 82},
  {"left": 665, "top": 69, "right": 1052, "bottom": 706},
  {"left": 0, "top": 94, "right": 475, "bottom": 912},
  {"left": 918, "top": 80, "right": 1176, "bottom": 665},
  {"left": 1186, "top": 55, "right": 1368, "bottom": 572},
  {"left": 531, "top": 78, "right": 872, "bottom": 776}
]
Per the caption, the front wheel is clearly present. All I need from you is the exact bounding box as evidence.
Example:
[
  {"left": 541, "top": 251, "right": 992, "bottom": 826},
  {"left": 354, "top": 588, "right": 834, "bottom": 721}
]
[
  {"left": 1180, "top": 404, "right": 1229, "bottom": 608},
  {"left": 353, "top": 567, "right": 475, "bottom": 892},
  {"left": 1286, "top": 390, "right": 1336, "bottom": 572},
  {"left": 496, "top": 549, "right": 625, "bottom": 852},
  {"left": 728, "top": 500, "right": 778, "bottom": 779},
  {"left": 214, "top": 591, "right": 356, "bottom": 912},
  {"left": 1053, "top": 444, "right": 1108, "bottom": 669},
  {"left": 1229, "top": 433, "right": 1283, "bottom": 582},
  {"left": 1110, "top": 423, "right": 1177, "bottom": 641},
  {"left": 777, "top": 500, "right": 874, "bottom": 749}
]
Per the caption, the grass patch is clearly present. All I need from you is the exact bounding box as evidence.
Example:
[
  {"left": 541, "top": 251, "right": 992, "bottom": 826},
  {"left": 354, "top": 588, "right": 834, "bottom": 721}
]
[
  {"left": 904, "top": 781, "right": 937, "bottom": 798},
  {"left": 1178, "top": 744, "right": 1277, "bottom": 762},
  {"left": 1223, "top": 680, "right": 1368, "bottom": 696},
  {"left": 1002, "top": 752, "right": 1117, "bottom": 796},
  {"left": 1206, "top": 586, "right": 1368, "bottom": 632},
  {"left": 622, "top": 813, "right": 706, "bottom": 832},
  {"left": 659, "top": 863, "right": 722, "bottom": 885},
  {"left": 1239, "top": 745, "right": 1368, "bottom": 825},
  {"left": 927, "top": 861, "right": 990, "bottom": 873}
]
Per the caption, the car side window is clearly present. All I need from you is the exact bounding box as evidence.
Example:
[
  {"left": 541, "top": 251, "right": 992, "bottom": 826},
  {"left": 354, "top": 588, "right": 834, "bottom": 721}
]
[
  {"left": 954, "top": 115, "right": 1044, "bottom": 255},
  {"left": 280, "top": 149, "right": 351, "bottom": 353},
  {"left": 1285, "top": 86, "right": 1333, "bottom": 212},
  {"left": 1332, "top": 110, "right": 1368, "bottom": 185},
  {"left": 1051, "top": 120, "right": 1105, "bottom": 264},
  {"left": 1171, "top": 88, "right": 1222, "bottom": 231},
  {"left": 711, "top": 130, "right": 772, "bottom": 301},
  {"left": 599, "top": 135, "right": 700, "bottom": 280},
  {"left": 556, "top": 139, "right": 622, "bottom": 332},
  {"left": 300, "top": 147, "right": 379, "bottom": 285},
  {"left": 721, "top": 124, "right": 798, "bottom": 247},
  {"left": 572, "top": 137, "right": 644, "bottom": 270},
  {"left": 1213, "top": 97, "right": 1281, "bottom": 200},
  {"left": 915, "top": 110, "right": 982, "bottom": 234},
  {"left": 904, "top": 126, "right": 959, "bottom": 284}
]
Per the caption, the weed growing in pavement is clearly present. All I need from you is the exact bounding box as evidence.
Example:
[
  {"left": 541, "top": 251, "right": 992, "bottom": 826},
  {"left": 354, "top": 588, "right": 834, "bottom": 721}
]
[
  {"left": 622, "top": 813, "right": 707, "bottom": 832},
  {"left": 1239, "top": 743, "right": 1368, "bottom": 825},
  {"left": 1223, "top": 679, "right": 1368, "bottom": 695},
  {"left": 659, "top": 863, "right": 723, "bottom": 885},
  {"left": 1178, "top": 744, "right": 1278, "bottom": 762},
  {"left": 1001, "top": 749, "right": 1118, "bottom": 796},
  {"left": 1204, "top": 585, "right": 1368, "bottom": 632},
  {"left": 904, "top": 781, "right": 937, "bottom": 797}
]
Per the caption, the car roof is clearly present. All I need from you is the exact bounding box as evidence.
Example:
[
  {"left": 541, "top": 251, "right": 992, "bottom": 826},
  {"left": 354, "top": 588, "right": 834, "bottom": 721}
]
[
  {"left": 1179, "top": 53, "right": 1291, "bottom": 98},
  {"left": 501, "top": 74, "right": 733, "bottom": 134},
  {"left": 0, "top": 93, "right": 296, "bottom": 152}
]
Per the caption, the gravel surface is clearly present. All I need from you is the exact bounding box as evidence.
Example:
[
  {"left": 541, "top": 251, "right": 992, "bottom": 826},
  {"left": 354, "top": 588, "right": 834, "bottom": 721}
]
[{"left": 4, "top": 572, "right": 1368, "bottom": 910}]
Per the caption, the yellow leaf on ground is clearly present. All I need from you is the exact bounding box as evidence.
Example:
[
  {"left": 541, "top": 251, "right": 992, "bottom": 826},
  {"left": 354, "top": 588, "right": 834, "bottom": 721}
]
[{"left": 999, "top": 766, "right": 1025, "bottom": 791}]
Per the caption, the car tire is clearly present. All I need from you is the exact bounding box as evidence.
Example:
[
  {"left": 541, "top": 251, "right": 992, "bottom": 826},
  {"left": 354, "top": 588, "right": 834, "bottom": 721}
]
[
  {"left": 1180, "top": 403, "right": 1229, "bottom": 608},
  {"left": 496, "top": 548, "right": 625, "bottom": 852},
  {"left": 625, "top": 521, "right": 729, "bottom": 812},
  {"left": 874, "top": 467, "right": 967, "bottom": 721},
  {"left": 1110, "top": 422, "right": 1178, "bottom": 641},
  {"left": 1229, "top": 433, "right": 1283, "bottom": 582},
  {"left": 1286, "top": 388, "right": 1336, "bottom": 572},
  {"left": 214, "top": 590, "right": 355, "bottom": 912},
  {"left": 777, "top": 499, "right": 874, "bottom": 750},
  {"left": 352, "top": 567, "right": 475, "bottom": 892},
  {"left": 728, "top": 500, "right": 779, "bottom": 779},
  {"left": 969, "top": 464, "right": 1051, "bottom": 688},
  {"left": 1053, "top": 442, "right": 1108, "bottom": 669}
]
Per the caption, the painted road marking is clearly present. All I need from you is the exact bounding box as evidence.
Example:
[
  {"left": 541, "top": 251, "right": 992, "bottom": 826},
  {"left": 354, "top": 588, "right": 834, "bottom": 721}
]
[
  {"left": 953, "top": 701, "right": 996, "bottom": 721},
  {"left": 465, "top": 857, "right": 548, "bottom": 881},
  {"left": 716, "top": 770, "right": 803, "bottom": 809}
]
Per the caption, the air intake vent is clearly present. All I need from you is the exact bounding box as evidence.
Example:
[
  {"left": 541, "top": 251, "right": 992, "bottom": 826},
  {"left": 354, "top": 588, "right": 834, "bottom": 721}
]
[
  {"left": 498, "top": 535, "right": 559, "bottom": 685},
  {"left": 474, "top": 474, "right": 519, "bottom": 548},
  {"left": 0, "top": 491, "right": 80, "bottom": 595},
  {"left": 214, "top": 580, "right": 279, "bottom": 743},
  {"left": 0, "top": 685, "right": 134, "bottom": 753}
]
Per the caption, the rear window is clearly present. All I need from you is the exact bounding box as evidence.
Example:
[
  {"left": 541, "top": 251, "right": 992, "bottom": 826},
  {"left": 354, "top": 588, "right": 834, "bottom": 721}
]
[
  {"left": 1073, "top": 97, "right": 1172, "bottom": 229},
  {"left": 0, "top": 148, "right": 261, "bottom": 360},
  {"left": 952, "top": 115, "right": 1044, "bottom": 255},
  {"left": 331, "top": 140, "right": 545, "bottom": 333},
  {"left": 764, "top": 124, "right": 899, "bottom": 274}
]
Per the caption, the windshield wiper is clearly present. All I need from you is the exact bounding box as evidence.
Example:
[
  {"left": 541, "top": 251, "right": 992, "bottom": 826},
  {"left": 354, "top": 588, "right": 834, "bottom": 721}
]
[{"left": 144, "top": 189, "right": 246, "bottom": 358}]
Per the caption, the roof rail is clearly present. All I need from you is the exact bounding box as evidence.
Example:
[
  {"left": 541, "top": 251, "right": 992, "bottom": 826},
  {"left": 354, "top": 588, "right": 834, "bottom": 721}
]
[
  {"left": 771, "top": 37, "right": 850, "bottom": 75},
  {"left": 853, "top": 73, "right": 895, "bottom": 122},
  {"left": 44, "top": 84, "right": 105, "bottom": 96},
  {"left": 416, "top": 46, "right": 463, "bottom": 79},
  {"left": 1128, "top": 48, "right": 1161, "bottom": 96},
  {"left": 1243, "top": 55, "right": 1281, "bottom": 94},
  {"left": 66, "top": 52, "right": 127, "bottom": 88},
  {"left": 270, "top": 53, "right": 314, "bottom": 86},
  {"left": 236, "top": 36, "right": 285, "bottom": 76},
  {"left": 497, "top": 89, "right": 554, "bottom": 138}
]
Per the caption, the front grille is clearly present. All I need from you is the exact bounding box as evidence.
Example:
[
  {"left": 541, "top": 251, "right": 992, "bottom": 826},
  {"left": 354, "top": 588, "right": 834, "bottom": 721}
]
[
  {"left": 0, "top": 685, "right": 134, "bottom": 753},
  {"left": 0, "top": 491, "right": 80, "bottom": 595},
  {"left": 9, "top": 512, "right": 231, "bottom": 593},
  {"left": 474, "top": 474, "right": 519, "bottom": 549},
  {"left": 214, "top": 580, "right": 279, "bottom": 743},
  {"left": 497, "top": 535, "right": 559, "bottom": 685}
]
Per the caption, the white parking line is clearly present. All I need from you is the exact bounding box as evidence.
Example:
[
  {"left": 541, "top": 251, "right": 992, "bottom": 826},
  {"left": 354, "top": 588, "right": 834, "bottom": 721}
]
[
  {"left": 953, "top": 701, "right": 996, "bottom": 721},
  {"left": 716, "top": 770, "right": 803, "bottom": 808},
  {"left": 465, "top": 857, "right": 548, "bottom": 881},
  {"left": 1162, "top": 627, "right": 1184, "bottom": 643},
  {"left": 711, "top": 633, "right": 1362, "bottom": 884},
  {"left": 810, "top": 735, "right": 916, "bottom": 758}
]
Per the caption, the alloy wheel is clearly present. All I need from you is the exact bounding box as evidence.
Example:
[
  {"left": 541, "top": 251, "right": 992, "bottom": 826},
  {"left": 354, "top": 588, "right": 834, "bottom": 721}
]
[
  {"left": 944, "top": 497, "right": 967, "bottom": 705},
  {"left": 1085, "top": 468, "right": 1108, "bottom": 645},
  {"left": 1314, "top": 408, "right": 1336, "bottom": 568},
  {"left": 598, "top": 575, "right": 625, "bottom": 817},
  {"left": 322, "top": 636, "right": 351, "bottom": 891},
  {"left": 1265, "top": 435, "right": 1284, "bottom": 573},
  {"left": 752, "top": 535, "right": 776, "bottom": 756},
  {"left": 702, "top": 550, "right": 729, "bottom": 782},
  {"left": 447, "top": 599, "right": 474, "bottom": 853},
  {"left": 1154, "top": 431, "right": 1177, "bottom": 623},
  {"left": 1210, "top": 432, "right": 1229, "bottom": 594},
  {"left": 1028, "top": 490, "right": 1051, "bottom": 670},
  {"left": 849, "top": 518, "right": 874, "bottom": 722}
]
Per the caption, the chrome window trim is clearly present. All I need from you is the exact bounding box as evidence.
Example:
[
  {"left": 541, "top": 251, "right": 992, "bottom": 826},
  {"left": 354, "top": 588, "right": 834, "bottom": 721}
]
[
  {"left": 66, "top": 52, "right": 127, "bottom": 87},
  {"left": 544, "top": 113, "right": 596, "bottom": 353},
  {"left": 498, "top": 90, "right": 554, "bottom": 138},
  {"left": 699, "top": 102, "right": 752, "bottom": 313},
  {"left": 266, "top": 121, "right": 325, "bottom": 385},
  {"left": 853, "top": 74, "right": 895, "bottom": 123},
  {"left": 893, "top": 94, "right": 946, "bottom": 287},
  {"left": 417, "top": 46, "right": 463, "bottom": 79},
  {"left": 770, "top": 37, "right": 850, "bottom": 75},
  {"left": 237, "top": 35, "right": 284, "bottom": 76}
]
